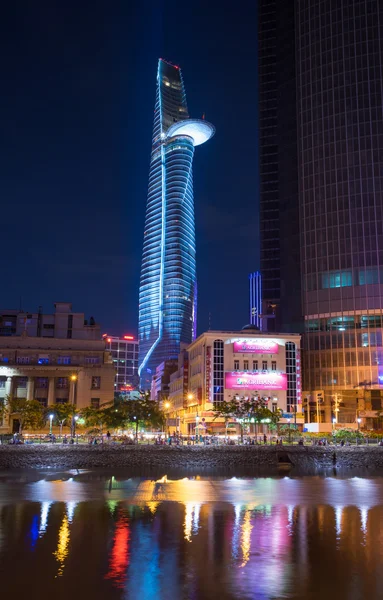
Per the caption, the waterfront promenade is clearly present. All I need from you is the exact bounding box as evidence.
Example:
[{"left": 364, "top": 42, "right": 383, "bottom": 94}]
[{"left": 1, "top": 444, "right": 383, "bottom": 471}]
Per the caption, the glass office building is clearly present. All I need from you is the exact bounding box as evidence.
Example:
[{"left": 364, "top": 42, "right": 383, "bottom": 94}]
[
  {"left": 297, "top": 0, "right": 383, "bottom": 420},
  {"left": 259, "top": 0, "right": 383, "bottom": 423},
  {"left": 138, "top": 59, "right": 214, "bottom": 390}
]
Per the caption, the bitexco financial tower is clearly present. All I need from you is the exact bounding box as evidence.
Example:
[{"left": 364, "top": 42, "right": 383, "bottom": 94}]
[{"left": 138, "top": 59, "right": 214, "bottom": 390}]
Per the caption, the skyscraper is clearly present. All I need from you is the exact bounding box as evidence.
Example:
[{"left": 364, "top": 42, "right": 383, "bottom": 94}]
[
  {"left": 138, "top": 59, "right": 214, "bottom": 390},
  {"left": 249, "top": 271, "right": 262, "bottom": 329},
  {"left": 258, "top": 0, "right": 300, "bottom": 334},
  {"left": 259, "top": 0, "right": 383, "bottom": 422}
]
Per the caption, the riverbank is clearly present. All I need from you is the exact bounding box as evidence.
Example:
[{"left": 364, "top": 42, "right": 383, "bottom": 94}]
[{"left": 1, "top": 444, "right": 383, "bottom": 471}]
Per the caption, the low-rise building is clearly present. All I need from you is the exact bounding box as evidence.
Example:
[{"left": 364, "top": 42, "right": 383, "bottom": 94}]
[
  {"left": 167, "top": 326, "right": 302, "bottom": 435},
  {"left": 0, "top": 335, "right": 115, "bottom": 433},
  {"left": 0, "top": 302, "right": 115, "bottom": 433},
  {"left": 103, "top": 335, "right": 139, "bottom": 393},
  {"left": 151, "top": 359, "right": 178, "bottom": 403},
  {"left": 0, "top": 302, "right": 101, "bottom": 340}
]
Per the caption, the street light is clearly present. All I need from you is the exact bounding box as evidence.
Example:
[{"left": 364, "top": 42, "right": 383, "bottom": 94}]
[
  {"left": 357, "top": 417, "right": 361, "bottom": 430},
  {"left": 332, "top": 417, "right": 336, "bottom": 434},
  {"left": 195, "top": 413, "right": 200, "bottom": 444},
  {"left": 164, "top": 402, "right": 171, "bottom": 434},
  {"left": 70, "top": 375, "right": 78, "bottom": 437},
  {"left": 287, "top": 417, "right": 291, "bottom": 444},
  {"left": 74, "top": 415, "right": 79, "bottom": 439},
  {"left": 49, "top": 414, "right": 54, "bottom": 435}
]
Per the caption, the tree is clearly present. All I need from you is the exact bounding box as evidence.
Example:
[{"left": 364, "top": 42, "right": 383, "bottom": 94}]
[
  {"left": 5, "top": 396, "right": 45, "bottom": 434},
  {"left": 213, "top": 396, "right": 280, "bottom": 442},
  {"left": 120, "top": 397, "right": 165, "bottom": 441},
  {"left": 80, "top": 396, "right": 165, "bottom": 441},
  {"left": 49, "top": 403, "right": 76, "bottom": 438},
  {"left": 81, "top": 404, "right": 111, "bottom": 436}
]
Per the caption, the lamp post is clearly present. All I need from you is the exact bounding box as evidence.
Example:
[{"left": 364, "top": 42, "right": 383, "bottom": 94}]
[
  {"left": 49, "top": 414, "right": 54, "bottom": 435},
  {"left": 195, "top": 413, "right": 200, "bottom": 444},
  {"left": 287, "top": 417, "right": 291, "bottom": 444},
  {"left": 74, "top": 415, "right": 79, "bottom": 441},
  {"left": 70, "top": 374, "right": 78, "bottom": 437},
  {"left": 164, "top": 401, "right": 170, "bottom": 435},
  {"left": 187, "top": 393, "right": 194, "bottom": 439},
  {"left": 357, "top": 417, "right": 361, "bottom": 430}
]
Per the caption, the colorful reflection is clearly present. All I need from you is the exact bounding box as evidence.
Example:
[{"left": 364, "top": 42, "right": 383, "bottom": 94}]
[
  {"left": 39, "top": 502, "right": 52, "bottom": 537},
  {"left": 53, "top": 514, "right": 70, "bottom": 577},
  {"left": 105, "top": 512, "right": 130, "bottom": 588},
  {"left": 0, "top": 477, "right": 383, "bottom": 598}
]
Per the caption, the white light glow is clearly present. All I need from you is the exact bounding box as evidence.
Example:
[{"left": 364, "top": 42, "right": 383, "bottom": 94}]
[{"left": 167, "top": 119, "right": 215, "bottom": 146}]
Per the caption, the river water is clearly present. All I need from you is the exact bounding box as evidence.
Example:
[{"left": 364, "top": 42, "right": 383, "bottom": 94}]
[{"left": 1, "top": 470, "right": 383, "bottom": 599}]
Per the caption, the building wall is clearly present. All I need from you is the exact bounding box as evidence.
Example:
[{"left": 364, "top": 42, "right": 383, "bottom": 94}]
[
  {"left": 168, "top": 330, "right": 301, "bottom": 434},
  {"left": 0, "top": 336, "right": 115, "bottom": 432},
  {"left": 104, "top": 336, "right": 139, "bottom": 393},
  {"left": 0, "top": 302, "right": 101, "bottom": 340},
  {"left": 297, "top": 0, "right": 383, "bottom": 418},
  {"left": 258, "top": 0, "right": 300, "bottom": 333}
]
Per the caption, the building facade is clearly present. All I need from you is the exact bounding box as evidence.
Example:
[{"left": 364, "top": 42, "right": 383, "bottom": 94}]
[
  {"left": 167, "top": 328, "right": 301, "bottom": 435},
  {"left": 258, "top": 0, "right": 301, "bottom": 334},
  {"left": 104, "top": 335, "right": 139, "bottom": 393},
  {"left": 138, "top": 58, "right": 215, "bottom": 390},
  {"left": 297, "top": 0, "right": 383, "bottom": 422},
  {"left": 0, "top": 302, "right": 101, "bottom": 340},
  {"left": 259, "top": 0, "right": 383, "bottom": 424},
  {"left": 0, "top": 335, "right": 115, "bottom": 433},
  {"left": 150, "top": 359, "right": 178, "bottom": 403}
]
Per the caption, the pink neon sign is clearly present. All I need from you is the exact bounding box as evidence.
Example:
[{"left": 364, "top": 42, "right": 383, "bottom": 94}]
[
  {"left": 233, "top": 340, "right": 279, "bottom": 354},
  {"left": 225, "top": 372, "right": 287, "bottom": 391}
]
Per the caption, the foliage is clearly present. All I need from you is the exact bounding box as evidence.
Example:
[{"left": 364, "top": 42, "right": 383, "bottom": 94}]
[
  {"left": 81, "top": 403, "right": 112, "bottom": 433},
  {"left": 213, "top": 396, "right": 281, "bottom": 440},
  {"left": 5, "top": 396, "right": 45, "bottom": 433},
  {"left": 333, "top": 428, "right": 364, "bottom": 442},
  {"left": 80, "top": 396, "right": 165, "bottom": 439},
  {"left": 48, "top": 403, "right": 77, "bottom": 437},
  {"left": 279, "top": 423, "right": 301, "bottom": 440}
]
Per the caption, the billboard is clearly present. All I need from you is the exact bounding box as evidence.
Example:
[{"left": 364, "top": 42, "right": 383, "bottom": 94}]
[
  {"left": 225, "top": 372, "right": 287, "bottom": 391},
  {"left": 233, "top": 340, "right": 279, "bottom": 354}
]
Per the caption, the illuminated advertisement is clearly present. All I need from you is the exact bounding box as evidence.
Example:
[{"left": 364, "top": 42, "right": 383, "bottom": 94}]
[
  {"left": 225, "top": 372, "right": 287, "bottom": 390},
  {"left": 233, "top": 340, "right": 279, "bottom": 354}
]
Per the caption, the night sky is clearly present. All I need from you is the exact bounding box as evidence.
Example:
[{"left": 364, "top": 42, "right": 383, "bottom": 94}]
[{"left": 1, "top": 1, "right": 259, "bottom": 337}]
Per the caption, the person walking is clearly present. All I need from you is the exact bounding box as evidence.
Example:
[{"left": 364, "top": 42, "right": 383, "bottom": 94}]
[{"left": 106, "top": 431, "right": 111, "bottom": 443}]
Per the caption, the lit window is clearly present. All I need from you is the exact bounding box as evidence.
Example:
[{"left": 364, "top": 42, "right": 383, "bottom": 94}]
[
  {"left": 57, "top": 356, "right": 71, "bottom": 365},
  {"left": 16, "top": 357, "right": 30, "bottom": 364},
  {"left": 91, "top": 376, "right": 101, "bottom": 390}
]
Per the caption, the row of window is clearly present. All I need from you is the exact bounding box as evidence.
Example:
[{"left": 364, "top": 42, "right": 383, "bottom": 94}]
[
  {"left": 305, "top": 267, "right": 383, "bottom": 291},
  {"left": 0, "top": 376, "right": 101, "bottom": 389},
  {"left": 35, "top": 398, "right": 101, "bottom": 409},
  {"left": 233, "top": 360, "right": 277, "bottom": 371},
  {"left": 307, "top": 314, "right": 383, "bottom": 332},
  {"left": 0, "top": 356, "right": 100, "bottom": 366}
]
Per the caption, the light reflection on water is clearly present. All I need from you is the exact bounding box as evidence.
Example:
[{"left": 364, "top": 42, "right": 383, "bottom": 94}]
[{"left": 1, "top": 474, "right": 383, "bottom": 598}]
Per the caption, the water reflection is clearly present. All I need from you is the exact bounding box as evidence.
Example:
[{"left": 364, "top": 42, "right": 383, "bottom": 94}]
[
  {"left": 53, "top": 514, "right": 69, "bottom": 577},
  {"left": 1, "top": 476, "right": 383, "bottom": 598}
]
